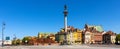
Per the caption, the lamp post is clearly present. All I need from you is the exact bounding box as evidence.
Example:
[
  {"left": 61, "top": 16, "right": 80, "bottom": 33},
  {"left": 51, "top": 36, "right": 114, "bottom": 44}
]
[
  {"left": 25, "top": 40, "right": 28, "bottom": 45},
  {"left": 2, "top": 22, "right": 5, "bottom": 47}
]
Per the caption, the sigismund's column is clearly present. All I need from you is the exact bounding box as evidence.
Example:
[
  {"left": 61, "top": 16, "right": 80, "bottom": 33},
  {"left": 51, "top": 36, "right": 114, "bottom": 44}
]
[{"left": 63, "top": 5, "right": 68, "bottom": 44}]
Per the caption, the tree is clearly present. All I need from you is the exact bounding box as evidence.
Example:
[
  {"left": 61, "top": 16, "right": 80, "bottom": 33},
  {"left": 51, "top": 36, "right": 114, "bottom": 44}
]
[
  {"left": 16, "top": 39, "right": 21, "bottom": 45},
  {"left": 12, "top": 40, "right": 17, "bottom": 45},
  {"left": 22, "top": 36, "right": 31, "bottom": 45},
  {"left": 115, "top": 34, "right": 120, "bottom": 44},
  {"left": 12, "top": 39, "right": 21, "bottom": 45}
]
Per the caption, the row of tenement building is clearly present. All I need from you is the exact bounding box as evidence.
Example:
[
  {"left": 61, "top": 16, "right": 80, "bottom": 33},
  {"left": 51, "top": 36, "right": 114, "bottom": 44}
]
[
  {"left": 12, "top": 24, "right": 116, "bottom": 45},
  {"left": 34, "top": 24, "right": 116, "bottom": 45},
  {"left": 55, "top": 24, "right": 116, "bottom": 45}
]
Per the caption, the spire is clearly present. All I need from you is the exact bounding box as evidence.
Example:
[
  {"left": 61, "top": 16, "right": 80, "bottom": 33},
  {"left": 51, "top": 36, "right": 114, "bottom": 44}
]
[{"left": 85, "top": 24, "right": 88, "bottom": 28}]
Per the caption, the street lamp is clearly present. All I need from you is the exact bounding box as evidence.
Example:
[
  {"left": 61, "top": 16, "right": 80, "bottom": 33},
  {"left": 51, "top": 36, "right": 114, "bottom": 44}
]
[
  {"left": 25, "top": 40, "right": 28, "bottom": 45},
  {"left": 2, "top": 22, "right": 5, "bottom": 47}
]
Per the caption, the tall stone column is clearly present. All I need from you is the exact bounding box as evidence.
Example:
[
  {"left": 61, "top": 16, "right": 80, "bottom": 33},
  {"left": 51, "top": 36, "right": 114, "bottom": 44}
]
[{"left": 63, "top": 5, "right": 68, "bottom": 45}]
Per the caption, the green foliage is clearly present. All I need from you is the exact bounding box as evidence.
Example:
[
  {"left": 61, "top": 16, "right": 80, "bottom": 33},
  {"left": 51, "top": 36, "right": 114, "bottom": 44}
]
[
  {"left": 12, "top": 39, "right": 21, "bottom": 45},
  {"left": 16, "top": 39, "right": 21, "bottom": 45},
  {"left": 12, "top": 40, "right": 17, "bottom": 45},
  {"left": 22, "top": 36, "right": 31, "bottom": 44},
  {"left": 116, "top": 34, "right": 120, "bottom": 41}
]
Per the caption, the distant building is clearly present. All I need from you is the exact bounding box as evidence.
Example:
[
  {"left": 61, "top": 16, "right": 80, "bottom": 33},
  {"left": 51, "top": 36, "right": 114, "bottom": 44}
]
[
  {"left": 67, "top": 31, "right": 73, "bottom": 44},
  {"left": 49, "top": 34, "right": 55, "bottom": 41},
  {"left": 56, "top": 24, "right": 117, "bottom": 45},
  {"left": 0, "top": 36, "right": 12, "bottom": 45},
  {"left": 55, "top": 32, "right": 65, "bottom": 44},
  {"left": 38, "top": 33, "right": 49, "bottom": 38},
  {"left": 67, "top": 29, "right": 82, "bottom": 45},
  {"left": 83, "top": 24, "right": 103, "bottom": 44},
  {"left": 37, "top": 32, "right": 57, "bottom": 45},
  {"left": 0, "top": 40, "right": 12, "bottom": 45},
  {"left": 103, "top": 31, "right": 116, "bottom": 44},
  {"left": 73, "top": 29, "right": 82, "bottom": 44},
  {"left": 92, "top": 32, "right": 103, "bottom": 44},
  {"left": 56, "top": 26, "right": 82, "bottom": 45},
  {"left": 83, "top": 31, "right": 92, "bottom": 44}
]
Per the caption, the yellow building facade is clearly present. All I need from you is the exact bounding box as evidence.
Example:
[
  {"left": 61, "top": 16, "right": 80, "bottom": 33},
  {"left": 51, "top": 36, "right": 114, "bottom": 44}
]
[
  {"left": 38, "top": 33, "right": 49, "bottom": 38},
  {"left": 73, "top": 30, "right": 82, "bottom": 44},
  {"left": 49, "top": 34, "right": 55, "bottom": 41},
  {"left": 67, "top": 29, "right": 82, "bottom": 45}
]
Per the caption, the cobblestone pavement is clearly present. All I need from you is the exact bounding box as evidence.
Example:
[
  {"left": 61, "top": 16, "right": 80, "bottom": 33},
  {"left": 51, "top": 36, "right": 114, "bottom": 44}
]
[
  {"left": 87, "top": 44, "right": 120, "bottom": 48},
  {"left": 0, "top": 45, "right": 120, "bottom": 49}
]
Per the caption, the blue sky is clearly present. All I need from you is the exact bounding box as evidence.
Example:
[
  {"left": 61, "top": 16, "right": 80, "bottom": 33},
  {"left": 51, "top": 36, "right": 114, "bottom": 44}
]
[{"left": 0, "top": 0, "right": 120, "bottom": 40}]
